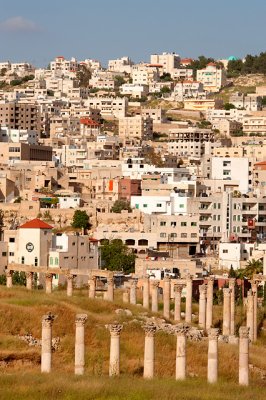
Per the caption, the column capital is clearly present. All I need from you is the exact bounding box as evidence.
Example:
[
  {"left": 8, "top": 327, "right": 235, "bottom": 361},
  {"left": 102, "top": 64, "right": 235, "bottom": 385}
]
[
  {"left": 42, "top": 313, "right": 55, "bottom": 328},
  {"left": 6, "top": 270, "right": 13, "bottom": 278},
  {"left": 75, "top": 313, "right": 88, "bottom": 326},
  {"left": 107, "top": 277, "right": 114, "bottom": 285},
  {"left": 143, "top": 323, "right": 157, "bottom": 337},
  {"left": 107, "top": 323, "right": 123, "bottom": 337},
  {"left": 67, "top": 273, "right": 74, "bottom": 281},
  {"left": 228, "top": 278, "right": 236, "bottom": 288},
  {"left": 208, "top": 328, "right": 219, "bottom": 339},
  {"left": 46, "top": 273, "right": 53, "bottom": 280},
  {"left": 186, "top": 274, "right": 192, "bottom": 282},
  {"left": 239, "top": 326, "right": 249, "bottom": 339},
  {"left": 163, "top": 276, "right": 171, "bottom": 283},
  {"left": 174, "top": 284, "right": 184, "bottom": 294},
  {"left": 223, "top": 287, "right": 231, "bottom": 297},
  {"left": 174, "top": 323, "right": 189, "bottom": 335},
  {"left": 199, "top": 284, "right": 207, "bottom": 296},
  {"left": 26, "top": 271, "right": 33, "bottom": 278},
  {"left": 130, "top": 279, "right": 138, "bottom": 288},
  {"left": 151, "top": 280, "right": 160, "bottom": 288}
]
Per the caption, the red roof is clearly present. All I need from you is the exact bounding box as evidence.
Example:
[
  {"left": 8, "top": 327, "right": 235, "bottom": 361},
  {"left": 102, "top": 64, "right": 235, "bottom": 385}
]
[
  {"left": 207, "top": 62, "right": 217, "bottom": 67},
  {"left": 80, "top": 118, "right": 100, "bottom": 126},
  {"left": 89, "top": 237, "right": 99, "bottom": 243},
  {"left": 19, "top": 218, "right": 53, "bottom": 229},
  {"left": 254, "top": 161, "right": 266, "bottom": 166}
]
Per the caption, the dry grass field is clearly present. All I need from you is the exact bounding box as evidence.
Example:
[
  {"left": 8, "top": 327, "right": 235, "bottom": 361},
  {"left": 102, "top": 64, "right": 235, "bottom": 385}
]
[{"left": 0, "top": 286, "right": 265, "bottom": 399}]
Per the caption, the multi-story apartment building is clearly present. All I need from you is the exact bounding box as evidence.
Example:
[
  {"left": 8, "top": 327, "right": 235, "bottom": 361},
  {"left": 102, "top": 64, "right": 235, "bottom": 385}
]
[
  {"left": 210, "top": 157, "right": 250, "bottom": 193},
  {"left": 0, "top": 127, "right": 39, "bottom": 145},
  {"left": 118, "top": 116, "right": 153, "bottom": 145},
  {"left": 132, "top": 65, "right": 160, "bottom": 85},
  {"left": 0, "top": 143, "right": 52, "bottom": 164},
  {"left": 205, "top": 108, "right": 246, "bottom": 123},
  {"left": 50, "top": 56, "right": 78, "bottom": 74},
  {"left": 168, "top": 128, "right": 215, "bottom": 158},
  {"left": 120, "top": 83, "right": 149, "bottom": 98},
  {"left": 84, "top": 97, "right": 127, "bottom": 118},
  {"left": 150, "top": 52, "right": 181, "bottom": 74},
  {"left": 242, "top": 116, "right": 266, "bottom": 135},
  {"left": 196, "top": 63, "right": 227, "bottom": 92},
  {"left": 229, "top": 93, "right": 262, "bottom": 111},
  {"left": 0, "top": 102, "right": 41, "bottom": 132},
  {"left": 171, "top": 69, "right": 193, "bottom": 81},
  {"left": 172, "top": 81, "right": 205, "bottom": 101},
  {"left": 108, "top": 56, "right": 133, "bottom": 73}
]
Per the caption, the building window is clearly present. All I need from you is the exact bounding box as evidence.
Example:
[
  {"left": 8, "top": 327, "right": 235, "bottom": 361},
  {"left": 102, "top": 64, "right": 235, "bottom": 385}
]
[
  {"left": 171, "top": 222, "right": 176, "bottom": 227},
  {"left": 50, "top": 257, "right": 53, "bottom": 265},
  {"left": 21, "top": 256, "right": 25, "bottom": 264},
  {"left": 9, "top": 252, "right": 14, "bottom": 256},
  {"left": 2, "top": 252, "right": 7, "bottom": 256},
  {"left": 143, "top": 204, "right": 148, "bottom": 208},
  {"left": 156, "top": 203, "right": 162, "bottom": 207},
  {"left": 181, "top": 233, "right": 187, "bottom": 238},
  {"left": 222, "top": 249, "right": 228, "bottom": 253},
  {"left": 191, "top": 222, "right": 197, "bottom": 226},
  {"left": 160, "top": 233, "right": 166, "bottom": 238},
  {"left": 160, "top": 221, "right": 166, "bottom": 226},
  {"left": 9, "top": 238, "right": 15, "bottom": 243},
  {"left": 34, "top": 257, "right": 38, "bottom": 266},
  {"left": 179, "top": 204, "right": 184, "bottom": 208},
  {"left": 191, "top": 233, "right": 197, "bottom": 238},
  {"left": 181, "top": 222, "right": 187, "bottom": 226},
  {"left": 55, "top": 257, "right": 59, "bottom": 265}
]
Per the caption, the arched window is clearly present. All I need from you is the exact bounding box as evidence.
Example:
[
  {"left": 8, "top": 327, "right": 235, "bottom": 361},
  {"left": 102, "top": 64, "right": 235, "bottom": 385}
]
[
  {"left": 138, "top": 239, "right": 148, "bottom": 246},
  {"left": 125, "top": 239, "right": 135, "bottom": 246},
  {"left": 50, "top": 257, "right": 53, "bottom": 265},
  {"left": 55, "top": 257, "right": 59, "bottom": 265}
]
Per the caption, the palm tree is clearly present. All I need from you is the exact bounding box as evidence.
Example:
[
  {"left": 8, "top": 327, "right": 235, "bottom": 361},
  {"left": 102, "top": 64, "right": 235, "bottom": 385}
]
[{"left": 243, "top": 259, "right": 263, "bottom": 279}]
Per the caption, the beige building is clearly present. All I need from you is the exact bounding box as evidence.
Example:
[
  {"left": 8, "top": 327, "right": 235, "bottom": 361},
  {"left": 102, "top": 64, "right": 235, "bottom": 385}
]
[
  {"left": 150, "top": 52, "right": 180, "bottom": 74},
  {"left": 196, "top": 64, "right": 227, "bottom": 92},
  {"left": 0, "top": 102, "right": 41, "bottom": 132},
  {"left": 84, "top": 97, "right": 128, "bottom": 118},
  {"left": 242, "top": 116, "right": 266, "bottom": 135},
  {"left": 0, "top": 142, "right": 52, "bottom": 164},
  {"left": 132, "top": 65, "right": 160, "bottom": 85},
  {"left": 184, "top": 98, "right": 223, "bottom": 111},
  {"left": 119, "top": 116, "right": 153, "bottom": 145}
]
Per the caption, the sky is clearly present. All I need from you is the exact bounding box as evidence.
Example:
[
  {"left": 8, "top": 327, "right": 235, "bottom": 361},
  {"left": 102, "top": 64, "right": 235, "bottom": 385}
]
[{"left": 0, "top": 0, "right": 266, "bottom": 67}]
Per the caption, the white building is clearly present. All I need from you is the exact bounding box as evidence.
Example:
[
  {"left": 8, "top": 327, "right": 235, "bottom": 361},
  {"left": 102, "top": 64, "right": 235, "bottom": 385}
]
[
  {"left": 132, "top": 65, "right": 160, "bottom": 85},
  {"left": 84, "top": 97, "right": 127, "bottom": 118},
  {"left": 211, "top": 157, "right": 250, "bottom": 193},
  {"left": 108, "top": 56, "right": 133, "bottom": 73},
  {"left": 0, "top": 127, "right": 39, "bottom": 145},
  {"left": 120, "top": 83, "right": 149, "bottom": 98},
  {"left": 150, "top": 52, "right": 181, "bottom": 75},
  {"left": 229, "top": 93, "right": 262, "bottom": 111},
  {"left": 172, "top": 81, "right": 205, "bottom": 101},
  {"left": 197, "top": 63, "right": 227, "bottom": 92},
  {"left": 58, "top": 196, "right": 81, "bottom": 209},
  {"left": 131, "top": 192, "right": 189, "bottom": 215},
  {"left": 50, "top": 56, "right": 78, "bottom": 74}
]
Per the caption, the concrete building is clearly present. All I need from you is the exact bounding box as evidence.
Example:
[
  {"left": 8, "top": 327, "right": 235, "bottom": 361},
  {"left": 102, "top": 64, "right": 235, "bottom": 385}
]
[
  {"left": 184, "top": 98, "right": 223, "bottom": 111},
  {"left": 132, "top": 65, "right": 160, "bottom": 85},
  {"left": 150, "top": 52, "right": 181, "bottom": 74},
  {"left": 229, "top": 93, "right": 262, "bottom": 111},
  {"left": 118, "top": 116, "right": 153, "bottom": 145},
  {"left": 108, "top": 56, "right": 133, "bottom": 73},
  {"left": 50, "top": 56, "right": 78, "bottom": 74},
  {"left": 0, "top": 127, "right": 39, "bottom": 145},
  {"left": 120, "top": 83, "right": 149, "bottom": 98},
  {"left": 0, "top": 142, "right": 52, "bottom": 164},
  {"left": 242, "top": 116, "right": 266, "bottom": 135},
  {"left": 85, "top": 97, "right": 127, "bottom": 118},
  {"left": 0, "top": 102, "right": 41, "bottom": 133},
  {"left": 210, "top": 157, "right": 250, "bottom": 193},
  {"left": 172, "top": 81, "right": 205, "bottom": 101},
  {"left": 168, "top": 128, "right": 215, "bottom": 158},
  {"left": 196, "top": 64, "right": 227, "bottom": 92}
]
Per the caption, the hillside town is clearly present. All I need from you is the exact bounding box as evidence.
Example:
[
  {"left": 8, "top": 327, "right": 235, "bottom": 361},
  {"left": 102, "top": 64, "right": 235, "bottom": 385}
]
[{"left": 0, "top": 52, "right": 266, "bottom": 283}]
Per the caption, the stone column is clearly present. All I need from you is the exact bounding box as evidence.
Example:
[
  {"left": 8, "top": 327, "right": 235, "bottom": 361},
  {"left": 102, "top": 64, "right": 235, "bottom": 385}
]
[
  {"left": 163, "top": 276, "right": 171, "bottom": 319},
  {"left": 251, "top": 281, "right": 258, "bottom": 342},
  {"left": 175, "top": 324, "right": 188, "bottom": 380},
  {"left": 199, "top": 284, "right": 207, "bottom": 330},
  {"left": 143, "top": 323, "right": 156, "bottom": 379},
  {"left": 185, "top": 275, "right": 192, "bottom": 324},
  {"left": 75, "top": 314, "right": 87, "bottom": 375},
  {"left": 142, "top": 276, "right": 150, "bottom": 309},
  {"left": 222, "top": 288, "right": 231, "bottom": 336},
  {"left": 108, "top": 323, "right": 123, "bottom": 376},
  {"left": 207, "top": 328, "right": 219, "bottom": 383},
  {"left": 45, "top": 273, "right": 53, "bottom": 294},
  {"left": 88, "top": 276, "right": 96, "bottom": 299},
  {"left": 26, "top": 272, "right": 33, "bottom": 290},
  {"left": 151, "top": 281, "right": 159, "bottom": 313},
  {"left": 239, "top": 327, "right": 249, "bottom": 386},
  {"left": 174, "top": 284, "right": 183, "bottom": 322},
  {"left": 66, "top": 274, "right": 74, "bottom": 297},
  {"left": 106, "top": 277, "right": 114, "bottom": 302},
  {"left": 129, "top": 280, "right": 137, "bottom": 305},
  {"left": 246, "top": 290, "right": 254, "bottom": 342},
  {"left": 206, "top": 278, "right": 214, "bottom": 330},
  {"left": 123, "top": 290, "right": 129, "bottom": 303},
  {"left": 229, "top": 278, "right": 236, "bottom": 336},
  {"left": 263, "top": 252, "right": 266, "bottom": 276},
  {"left": 6, "top": 270, "right": 13, "bottom": 288},
  {"left": 41, "top": 313, "right": 55, "bottom": 373}
]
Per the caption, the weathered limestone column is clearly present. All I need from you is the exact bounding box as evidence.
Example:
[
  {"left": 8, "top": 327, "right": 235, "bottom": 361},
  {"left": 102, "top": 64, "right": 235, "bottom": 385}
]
[
  {"left": 151, "top": 281, "right": 159, "bottom": 313},
  {"left": 106, "top": 277, "right": 114, "bottom": 302},
  {"left": 175, "top": 324, "right": 188, "bottom": 380},
  {"left": 108, "top": 323, "right": 123, "bottom": 376},
  {"left": 246, "top": 290, "right": 254, "bottom": 342},
  {"left": 66, "top": 274, "right": 74, "bottom": 297},
  {"left": 26, "top": 272, "right": 33, "bottom": 290},
  {"left": 229, "top": 278, "right": 236, "bottom": 336},
  {"left": 143, "top": 323, "right": 156, "bottom": 379},
  {"left": 207, "top": 328, "right": 219, "bottom": 383},
  {"left": 222, "top": 288, "right": 231, "bottom": 336},
  {"left": 122, "top": 289, "right": 129, "bottom": 303},
  {"left": 198, "top": 284, "right": 207, "bottom": 329},
  {"left": 6, "top": 270, "right": 13, "bottom": 288},
  {"left": 251, "top": 281, "right": 258, "bottom": 342},
  {"left": 45, "top": 273, "right": 53, "bottom": 294},
  {"left": 163, "top": 276, "right": 171, "bottom": 319},
  {"left": 88, "top": 276, "right": 96, "bottom": 299},
  {"left": 129, "top": 280, "right": 137, "bottom": 305},
  {"left": 239, "top": 327, "right": 249, "bottom": 386},
  {"left": 206, "top": 278, "right": 214, "bottom": 330},
  {"left": 41, "top": 313, "right": 55, "bottom": 373},
  {"left": 142, "top": 276, "right": 150, "bottom": 309},
  {"left": 174, "top": 284, "right": 183, "bottom": 322},
  {"left": 185, "top": 275, "right": 192, "bottom": 324},
  {"left": 75, "top": 314, "right": 88, "bottom": 375}
]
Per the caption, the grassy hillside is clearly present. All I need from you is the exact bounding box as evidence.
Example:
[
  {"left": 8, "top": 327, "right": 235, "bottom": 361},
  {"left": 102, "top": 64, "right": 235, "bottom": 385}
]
[{"left": 0, "top": 286, "right": 265, "bottom": 399}]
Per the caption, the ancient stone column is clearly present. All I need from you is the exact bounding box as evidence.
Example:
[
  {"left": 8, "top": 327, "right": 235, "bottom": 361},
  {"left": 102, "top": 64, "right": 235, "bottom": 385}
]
[
  {"left": 239, "top": 327, "right": 249, "bottom": 386},
  {"left": 163, "top": 276, "right": 171, "bottom": 319},
  {"left": 198, "top": 284, "right": 207, "bottom": 330},
  {"left": 222, "top": 288, "right": 231, "bottom": 336},
  {"left": 45, "top": 273, "right": 53, "bottom": 294},
  {"left": 26, "top": 272, "right": 33, "bottom": 290},
  {"left": 207, "top": 328, "right": 219, "bottom": 383},
  {"left": 142, "top": 276, "right": 150, "bottom": 309},
  {"left": 41, "top": 313, "right": 55, "bottom": 373},
  {"left": 206, "top": 278, "right": 214, "bottom": 330},
  {"left": 130, "top": 280, "right": 137, "bottom": 305},
  {"left": 246, "top": 290, "right": 254, "bottom": 342},
  {"left": 6, "top": 270, "right": 13, "bottom": 288},
  {"left": 66, "top": 274, "right": 74, "bottom": 297},
  {"left": 143, "top": 323, "right": 156, "bottom": 379},
  {"left": 151, "top": 281, "right": 159, "bottom": 313},
  {"left": 251, "top": 281, "right": 258, "bottom": 342},
  {"left": 123, "top": 289, "right": 129, "bottom": 303},
  {"left": 88, "top": 276, "right": 96, "bottom": 299},
  {"left": 185, "top": 275, "right": 192, "bottom": 324},
  {"left": 106, "top": 277, "right": 114, "bottom": 302},
  {"left": 75, "top": 314, "right": 87, "bottom": 375},
  {"left": 108, "top": 323, "right": 123, "bottom": 376},
  {"left": 174, "top": 285, "right": 183, "bottom": 322},
  {"left": 229, "top": 278, "right": 236, "bottom": 336},
  {"left": 175, "top": 324, "right": 188, "bottom": 380}
]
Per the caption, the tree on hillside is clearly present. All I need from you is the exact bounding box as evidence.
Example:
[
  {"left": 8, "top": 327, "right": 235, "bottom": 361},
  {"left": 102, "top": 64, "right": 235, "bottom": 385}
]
[
  {"left": 224, "top": 103, "right": 236, "bottom": 110},
  {"left": 72, "top": 210, "right": 91, "bottom": 232},
  {"left": 111, "top": 200, "right": 132, "bottom": 213},
  {"left": 100, "top": 239, "right": 136, "bottom": 273},
  {"left": 76, "top": 65, "right": 91, "bottom": 87}
]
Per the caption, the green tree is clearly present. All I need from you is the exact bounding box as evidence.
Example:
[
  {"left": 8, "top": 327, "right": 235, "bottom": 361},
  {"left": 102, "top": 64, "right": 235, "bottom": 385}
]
[
  {"left": 114, "top": 75, "right": 126, "bottom": 87},
  {"left": 229, "top": 265, "right": 236, "bottom": 278},
  {"left": 244, "top": 259, "right": 263, "bottom": 278},
  {"left": 12, "top": 271, "right": 26, "bottom": 286},
  {"left": 224, "top": 103, "right": 236, "bottom": 110},
  {"left": 160, "top": 86, "right": 171, "bottom": 94},
  {"left": 100, "top": 239, "right": 136, "bottom": 273},
  {"left": 72, "top": 210, "right": 91, "bottom": 231},
  {"left": 160, "top": 73, "right": 172, "bottom": 82},
  {"left": 76, "top": 65, "right": 91, "bottom": 87},
  {"left": 0, "top": 68, "right": 7, "bottom": 76},
  {"left": 111, "top": 200, "right": 132, "bottom": 213}
]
